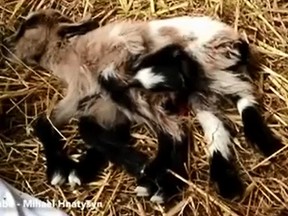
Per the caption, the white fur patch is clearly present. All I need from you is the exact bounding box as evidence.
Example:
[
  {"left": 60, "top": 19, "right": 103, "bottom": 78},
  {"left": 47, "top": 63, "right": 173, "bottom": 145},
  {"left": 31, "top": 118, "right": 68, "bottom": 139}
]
[
  {"left": 150, "top": 194, "right": 164, "bottom": 204},
  {"left": 134, "top": 68, "right": 165, "bottom": 89},
  {"left": 68, "top": 171, "right": 81, "bottom": 187},
  {"left": 51, "top": 172, "right": 66, "bottom": 186},
  {"left": 101, "top": 64, "right": 117, "bottom": 80},
  {"left": 134, "top": 186, "right": 149, "bottom": 197},
  {"left": 109, "top": 25, "right": 122, "bottom": 38},
  {"left": 237, "top": 98, "right": 256, "bottom": 115},
  {"left": 196, "top": 111, "right": 231, "bottom": 160}
]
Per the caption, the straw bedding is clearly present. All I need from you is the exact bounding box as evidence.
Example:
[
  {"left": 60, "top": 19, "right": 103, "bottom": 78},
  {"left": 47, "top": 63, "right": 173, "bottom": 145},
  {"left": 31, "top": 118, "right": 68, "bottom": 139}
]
[{"left": 0, "top": 0, "right": 287, "bottom": 215}]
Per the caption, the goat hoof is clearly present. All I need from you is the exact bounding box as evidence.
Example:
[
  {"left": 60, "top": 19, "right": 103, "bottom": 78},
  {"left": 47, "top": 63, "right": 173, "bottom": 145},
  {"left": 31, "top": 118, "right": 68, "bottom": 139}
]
[
  {"left": 210, "top": 151, "right": 244, "bottom": 200},
  {"left": 47, "top": 156, "right": 77, "bottom": 186},
  {"left": 150, "top": 192, "right": 164, "bottom": 204},
  {"left": 134, "top": 186, "right": 150, "bottom": 197},
  {"left": 262, "top": 139, "right": 284, "bottom": 157},
  {"left": 216, "top": 177, "right": 244, "bottom": 200},
  {"left": 68, "top": 171, "right": 81, "bottom": 187},
  {"left": 136, "top": 176, "right": 158, "bottom": 197},
  {"left": 50, "top": 172, "right": 66, "bottom": 186}
]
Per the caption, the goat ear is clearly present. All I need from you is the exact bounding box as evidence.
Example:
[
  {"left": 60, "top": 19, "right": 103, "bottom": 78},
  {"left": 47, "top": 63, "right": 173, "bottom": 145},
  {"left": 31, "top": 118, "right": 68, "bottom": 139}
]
[
  {"left": 57, "top": 19, "right": 99, "bottom": 38},
  {"left": 4, "top": 22, "right": 27, "bottom": 45}
]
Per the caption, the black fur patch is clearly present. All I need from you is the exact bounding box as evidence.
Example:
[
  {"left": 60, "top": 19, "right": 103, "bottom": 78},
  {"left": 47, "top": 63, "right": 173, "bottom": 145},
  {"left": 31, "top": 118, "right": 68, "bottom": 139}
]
[
  {"left": 78, "top": 116, "right": 148, "bottom": 177},
  {"left": 241, "top": 106, "right": 284, "bottom": 156},
  {"left": 78, "top": 116, "right": 131, "bottom": 146},
  {"left": 77, "top": 93, "right": 101, "bottom": 111},
  {"left": 128, "top": 44, "right": 207, "bottom": 116},
  {"left": 210, "top": 151, "right": 243, "bottom": 199},
  {"left": 226, "top": 39, "right": 251, "bottom": 73},
  {"left": 33, "top": 115, "right": 66, "bottom": 160},
  {"left": 33, "top": 114, "right": 110, "bottom": 185},
  {"left": 237, "top": 40, "right": 250, "bottom": 64},
  {"left": 58, "top": 20, "right": 99, "bottom": 38},
  {"left": 32, "top": 115, "right": 76, "bottom": 182},
  {"left": 162, "top": 92, "right": 190, "bottom": 115},
  {"left": 72, "top": 147, "right": 108, "bottom": 184},
  {"left": 137, "top": 130, "right": 189, "bottom": 201},
  {"left": 98, "top": 74, "right": 138, "bottom": 112},
  {"left": 131, "top": 44, "right": 203, "bottom": 94}
]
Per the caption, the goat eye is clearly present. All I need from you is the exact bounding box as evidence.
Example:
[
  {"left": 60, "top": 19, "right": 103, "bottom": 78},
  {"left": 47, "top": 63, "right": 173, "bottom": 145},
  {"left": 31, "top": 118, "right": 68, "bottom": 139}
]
[
  {"left": 33, "top": 53, "right": 42, "bottom": 63},
  {"left": 24, "top": 14, "right": 45, "bottom": 29}
]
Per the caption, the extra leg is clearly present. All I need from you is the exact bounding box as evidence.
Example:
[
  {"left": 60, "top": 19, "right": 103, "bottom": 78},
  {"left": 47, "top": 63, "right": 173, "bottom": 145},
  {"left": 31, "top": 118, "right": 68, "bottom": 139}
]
[
  {"left": 236, "top": 95, "right": 284, "bottom": 156},
  {"left": 135, "top": 128, "right": 189, "bottom": 204},
  {"left": 129, "top": 43, "right": 202, "bottom": 93},
  {"left": 77, "top": 116, "right": 149, "bottom": 179},
  {"left": 190, "top": 94, "right": 243, "bottom": 199},
  {"left": 208, "top": 61, "right": 284, "bottom": 156},
  {"left": 196, "top": 110, "right": 243, "bottom": 199}
]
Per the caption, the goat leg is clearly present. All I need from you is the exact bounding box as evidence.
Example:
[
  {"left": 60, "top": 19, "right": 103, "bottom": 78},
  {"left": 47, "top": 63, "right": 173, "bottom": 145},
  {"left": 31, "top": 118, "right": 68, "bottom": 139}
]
[
  {"left": 135, "top": 129, "right": 189, "bottom": 204},
  {"left": 77, "top": 115, "right": 149, "bottom": 179},
  {"left": 33, "top": 114, "right": 77, "bottom": 186}
]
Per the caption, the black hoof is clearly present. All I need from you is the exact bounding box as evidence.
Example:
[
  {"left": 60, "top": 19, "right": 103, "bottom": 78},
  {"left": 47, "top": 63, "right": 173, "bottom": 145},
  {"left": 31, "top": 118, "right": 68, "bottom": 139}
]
[{"left": 210, "top": 151, "right": 244, "bottom": 199}]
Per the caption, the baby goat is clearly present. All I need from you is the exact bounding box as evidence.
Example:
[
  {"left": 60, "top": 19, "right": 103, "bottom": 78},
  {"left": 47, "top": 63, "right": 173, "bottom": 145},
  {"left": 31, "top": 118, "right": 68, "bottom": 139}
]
[
  {"left": 4, "top": 9, "right": 284, "bottom": 203},
  {"left": 4, "top": 9, "right": 193, "bottom": 203}
]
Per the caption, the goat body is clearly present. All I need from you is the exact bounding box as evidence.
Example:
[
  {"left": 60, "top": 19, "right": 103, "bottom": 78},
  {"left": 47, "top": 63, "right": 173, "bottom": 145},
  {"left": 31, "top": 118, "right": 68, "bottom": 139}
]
[{"left": 5, "top": 9, "right": 284, "bottom": 203}]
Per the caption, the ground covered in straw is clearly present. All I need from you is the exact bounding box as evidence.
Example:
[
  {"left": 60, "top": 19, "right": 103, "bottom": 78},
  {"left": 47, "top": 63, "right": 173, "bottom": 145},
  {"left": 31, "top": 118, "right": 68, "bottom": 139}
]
[{"left": 0, "top": 0, "right": 287, "bottom": 215}]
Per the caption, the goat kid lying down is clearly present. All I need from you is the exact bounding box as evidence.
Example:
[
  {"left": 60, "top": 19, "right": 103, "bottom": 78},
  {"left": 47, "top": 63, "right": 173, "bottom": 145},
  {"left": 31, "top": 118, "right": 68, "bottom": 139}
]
[
  {"left": 3, "top": 10, "right": 193, "bottom": 203},
  {"left": 4, "top": 9, "right": 284, "bottom": 203}
]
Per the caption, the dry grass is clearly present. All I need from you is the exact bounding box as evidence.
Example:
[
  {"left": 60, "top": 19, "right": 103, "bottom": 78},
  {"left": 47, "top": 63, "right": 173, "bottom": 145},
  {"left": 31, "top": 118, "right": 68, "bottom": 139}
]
[{"left": 0, "top": 0, "right": 287, "bottom": 215}]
